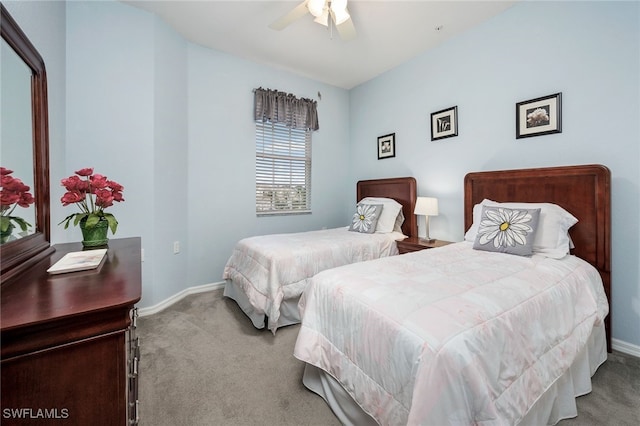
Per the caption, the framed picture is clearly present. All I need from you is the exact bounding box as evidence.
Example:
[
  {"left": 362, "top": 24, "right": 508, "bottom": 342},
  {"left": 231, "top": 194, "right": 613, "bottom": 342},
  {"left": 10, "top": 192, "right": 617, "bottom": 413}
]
[
  {"left": 377, "top": 133, "right": 396, "bottom": 159},
  {"left": 430, "top": 106, "right": 458, "bottom": 141},
  {"left": 516, "top": 92, "right": 562, "bottom": 139}
]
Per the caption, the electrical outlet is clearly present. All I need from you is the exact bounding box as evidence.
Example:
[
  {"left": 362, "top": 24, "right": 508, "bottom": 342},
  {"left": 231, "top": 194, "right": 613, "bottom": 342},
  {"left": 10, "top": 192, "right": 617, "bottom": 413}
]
[{"left": 173, "top": 241, "right": 180, "bottom": 254}]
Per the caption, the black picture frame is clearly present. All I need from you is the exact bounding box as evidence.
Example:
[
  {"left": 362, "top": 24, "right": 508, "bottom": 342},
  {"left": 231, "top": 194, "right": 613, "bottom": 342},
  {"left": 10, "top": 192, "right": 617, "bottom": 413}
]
[
  {"left": 377, "top": 133, "right": 396, "bottom": 159},
  {"left": 516, "top": 92, "right": 562, "bottom": 139},
  {"left": 430, "top": 106, "right": 458, "bottom": 141}
]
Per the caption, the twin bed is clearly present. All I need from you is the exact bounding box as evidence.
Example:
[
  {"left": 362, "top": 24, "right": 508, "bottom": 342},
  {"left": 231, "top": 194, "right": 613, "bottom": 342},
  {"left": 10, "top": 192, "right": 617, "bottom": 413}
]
[
  {"left": 223, "top": 177, "right": 417, "bottom": 333},
  {"left": 293, "top": 164, "right": 611, "bottom": 425}
]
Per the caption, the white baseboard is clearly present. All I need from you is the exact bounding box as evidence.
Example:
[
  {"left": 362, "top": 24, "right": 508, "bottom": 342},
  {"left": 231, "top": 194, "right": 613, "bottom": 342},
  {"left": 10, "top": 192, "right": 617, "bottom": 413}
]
[
  {"left": 137, "top": 281, "right": 225, "bottom": 317},
  {"left": 612, "top": 338, "right": 640, "bottom": 358}
]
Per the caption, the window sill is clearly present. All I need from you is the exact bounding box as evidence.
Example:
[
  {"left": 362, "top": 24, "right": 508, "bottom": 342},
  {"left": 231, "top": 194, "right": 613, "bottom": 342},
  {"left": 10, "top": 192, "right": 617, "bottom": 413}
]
[{"left": 256, "top": 210, "right": 312, "bottom": 217}]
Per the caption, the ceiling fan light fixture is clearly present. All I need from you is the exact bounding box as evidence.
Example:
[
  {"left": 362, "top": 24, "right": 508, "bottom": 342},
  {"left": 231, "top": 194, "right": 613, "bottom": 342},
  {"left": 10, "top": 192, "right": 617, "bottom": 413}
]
[
  {"left": 314, "top": 10, "right": 329, "bottom": 27},
  {"left": 330, "top": 0, "right": 347, "bottom": 12},
  {"left": 307, "top": 0, "right": 326, "bottom": 18},
  {"left": 330, "top": 0, "right": 350, "bottom": 25},
  {"left": 272, "top": 0, "right": 355, "bottom": 39},
  {"left": 331, "top": 9, "right": 350, "bottom": 25}
]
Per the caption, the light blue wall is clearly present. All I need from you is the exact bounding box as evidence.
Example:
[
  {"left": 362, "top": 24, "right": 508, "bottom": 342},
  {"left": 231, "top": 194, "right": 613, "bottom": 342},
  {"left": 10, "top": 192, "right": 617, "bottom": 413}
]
[
  {"left": 349, "top": 1, "right": 640, "bottom": 349},
  {"left": 185, "top": 44, "right": 351, "bottom": 287},
  {"left": 151, "top": 15, "right": 189, "bottom": 309},
  {"left": 65, "top": 0, "right": 157, "bottom": 302}
]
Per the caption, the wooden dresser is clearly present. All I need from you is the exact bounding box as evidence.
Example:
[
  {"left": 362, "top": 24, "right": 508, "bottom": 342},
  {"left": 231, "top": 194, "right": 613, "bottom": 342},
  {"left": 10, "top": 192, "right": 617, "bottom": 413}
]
[{"left": 1, "top": 237, "right": 142, "bottom": 425}]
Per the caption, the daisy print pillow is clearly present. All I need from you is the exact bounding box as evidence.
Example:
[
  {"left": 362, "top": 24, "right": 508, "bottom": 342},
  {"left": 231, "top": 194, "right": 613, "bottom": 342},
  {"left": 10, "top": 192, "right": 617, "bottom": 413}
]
[
  {"left": 473, "top": 206, "right": 541, "bottom": 256},
  {"left": 349, "top": 204, "right": 383, "bottom": 234}
]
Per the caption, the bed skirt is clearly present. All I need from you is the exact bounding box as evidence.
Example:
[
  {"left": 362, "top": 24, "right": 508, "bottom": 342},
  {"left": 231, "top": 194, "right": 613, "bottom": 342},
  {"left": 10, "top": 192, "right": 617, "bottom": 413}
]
[
  {"left": 223, "top": 279, "right": 301, "bottom": 330},
  {"left": 302, "top": 323, "right": 607, "bottom": 425}
]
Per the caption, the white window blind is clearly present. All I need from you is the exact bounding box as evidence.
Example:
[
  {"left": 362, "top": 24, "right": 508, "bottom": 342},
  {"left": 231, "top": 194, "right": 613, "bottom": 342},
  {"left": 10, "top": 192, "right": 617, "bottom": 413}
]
[{"left": 256, "top": 120, "right": 311, "bottom": 214}]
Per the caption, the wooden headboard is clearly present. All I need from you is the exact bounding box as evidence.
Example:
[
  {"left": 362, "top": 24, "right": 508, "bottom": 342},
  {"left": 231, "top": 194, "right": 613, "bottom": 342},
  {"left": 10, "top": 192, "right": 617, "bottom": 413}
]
[
  {"left": 356, "top": 177, "right": 417, "bottom": 238},
  {"left": 464, "top": 164, "right": 611, "bottom": 351}
]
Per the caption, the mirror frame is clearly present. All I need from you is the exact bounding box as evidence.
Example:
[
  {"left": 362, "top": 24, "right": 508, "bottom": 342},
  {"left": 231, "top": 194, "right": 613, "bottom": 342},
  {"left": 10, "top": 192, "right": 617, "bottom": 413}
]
[{"left": 1, "top": 4, "right": 53, "bottom": 283}]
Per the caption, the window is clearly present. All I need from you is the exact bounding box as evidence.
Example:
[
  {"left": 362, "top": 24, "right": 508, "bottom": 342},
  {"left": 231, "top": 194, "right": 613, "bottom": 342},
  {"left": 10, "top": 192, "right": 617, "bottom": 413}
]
[{"left": 256, "top": 121, "right": 311, "bottom": 214}]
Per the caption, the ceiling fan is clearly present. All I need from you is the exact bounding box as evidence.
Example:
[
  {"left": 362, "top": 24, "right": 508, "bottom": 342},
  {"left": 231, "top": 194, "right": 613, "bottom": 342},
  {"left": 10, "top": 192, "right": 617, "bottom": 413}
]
[{"left": 269, "top": 0, "right": 357, "bottom": 41}]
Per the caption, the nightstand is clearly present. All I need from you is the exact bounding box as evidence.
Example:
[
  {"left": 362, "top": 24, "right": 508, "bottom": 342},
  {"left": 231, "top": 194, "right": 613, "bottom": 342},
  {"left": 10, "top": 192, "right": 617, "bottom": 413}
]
[{"left": 397, "top": 237, "right": 453, "bottom": 254}]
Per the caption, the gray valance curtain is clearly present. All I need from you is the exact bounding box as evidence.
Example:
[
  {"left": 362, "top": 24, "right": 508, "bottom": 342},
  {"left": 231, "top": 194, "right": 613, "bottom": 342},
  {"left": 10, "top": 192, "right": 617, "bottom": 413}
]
[{"left": 254, "top": 87, "right": 319, "bottom": 131}]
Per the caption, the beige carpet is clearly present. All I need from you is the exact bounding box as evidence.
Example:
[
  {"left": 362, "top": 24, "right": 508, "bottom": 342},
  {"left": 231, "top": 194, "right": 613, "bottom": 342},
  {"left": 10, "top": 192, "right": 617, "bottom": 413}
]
[{"left": 138, "top": 289, "right": 640, "bottom": 425}]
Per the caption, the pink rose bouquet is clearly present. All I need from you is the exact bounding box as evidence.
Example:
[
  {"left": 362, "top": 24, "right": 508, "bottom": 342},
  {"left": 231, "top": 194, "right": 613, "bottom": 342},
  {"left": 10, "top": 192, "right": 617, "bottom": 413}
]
[
  {"left": 59, "top": 167, "right": 124, "bottom": 234},
  {"left": 1, "top": 167, "right": 35, "bottom": 234}
]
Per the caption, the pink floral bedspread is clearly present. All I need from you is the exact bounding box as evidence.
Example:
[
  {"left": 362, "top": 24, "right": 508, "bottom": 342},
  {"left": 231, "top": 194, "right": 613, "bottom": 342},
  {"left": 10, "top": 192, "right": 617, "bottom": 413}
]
[
  {"left": 222, "top": 227, "right": 403, "bottom": 333},
  {"left": 294, "top": 242, "right": 608, "bottom": 425}
]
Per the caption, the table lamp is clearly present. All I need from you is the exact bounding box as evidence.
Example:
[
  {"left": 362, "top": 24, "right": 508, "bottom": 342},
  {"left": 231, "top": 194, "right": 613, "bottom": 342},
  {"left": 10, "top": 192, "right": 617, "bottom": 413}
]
[{"left": 414, "top": 197, "right": 439, "bottom": 241}]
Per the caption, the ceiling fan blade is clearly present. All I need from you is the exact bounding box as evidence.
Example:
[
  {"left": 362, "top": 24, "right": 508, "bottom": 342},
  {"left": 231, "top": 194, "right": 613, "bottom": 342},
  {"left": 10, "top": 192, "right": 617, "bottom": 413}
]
[
  {"left": 269, "top": 0, "right": 310, "bottom": 31},
  {"left": 335, "top": 13, "right": 356, "bottom": 41}
]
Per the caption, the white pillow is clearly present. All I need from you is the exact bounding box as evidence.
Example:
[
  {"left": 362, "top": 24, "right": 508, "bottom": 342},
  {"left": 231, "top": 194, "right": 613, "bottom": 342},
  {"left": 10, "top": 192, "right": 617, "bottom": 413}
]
[
  {"left": 393, "top": 209, "right": 405, "bottom": 233},
  {"left": 359, "top": 197, "right": 403, "bottom": 233},
  {"left": 464, "top": 199, "right": 578, "bottom": 259},
  {"left": 464, "top": 199, "right": 492, "bottom": 242}
]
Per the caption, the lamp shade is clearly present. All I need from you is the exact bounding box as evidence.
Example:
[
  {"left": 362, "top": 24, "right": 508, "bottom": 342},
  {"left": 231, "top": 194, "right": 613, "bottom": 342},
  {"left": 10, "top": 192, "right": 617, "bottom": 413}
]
[{"left": 414, "top": 197, "right": 439, "bottom": 216}]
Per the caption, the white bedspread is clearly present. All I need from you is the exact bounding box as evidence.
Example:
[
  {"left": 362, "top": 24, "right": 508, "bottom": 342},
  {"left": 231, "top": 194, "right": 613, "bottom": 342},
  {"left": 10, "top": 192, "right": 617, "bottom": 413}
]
[
  {"left": 222, "top": 227, "right": 403, "bottom": 333},
  {"left": 294, "top": 242, "right": 609, "bottom": 425}
]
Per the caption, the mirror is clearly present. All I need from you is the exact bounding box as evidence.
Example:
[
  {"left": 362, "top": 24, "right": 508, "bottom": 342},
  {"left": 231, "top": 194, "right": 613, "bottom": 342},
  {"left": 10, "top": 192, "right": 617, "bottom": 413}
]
[
  {"left": 2, "top": 38, "right": 36, "bottom": 241},
  {"left": 1, "top": 4, "right": 53, "bottom": 282}
]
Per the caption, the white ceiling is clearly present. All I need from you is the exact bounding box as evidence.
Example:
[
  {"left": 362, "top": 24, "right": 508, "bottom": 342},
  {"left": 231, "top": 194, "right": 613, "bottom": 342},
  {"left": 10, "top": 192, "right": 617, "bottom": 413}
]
[{"left": 123, "top": 1, "right": 516, "bottom": 90}]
